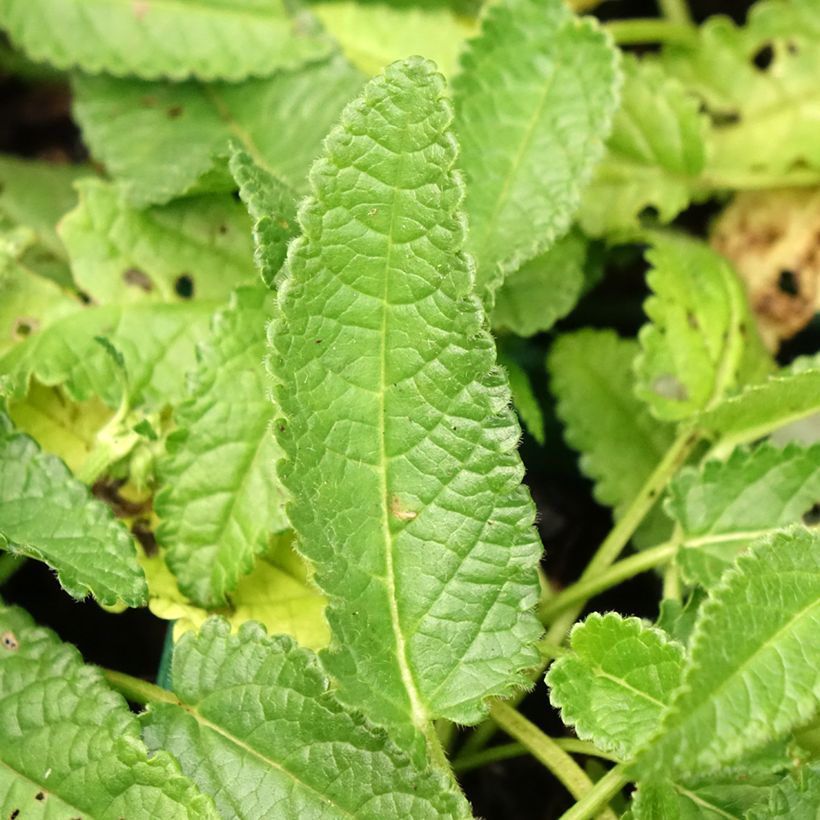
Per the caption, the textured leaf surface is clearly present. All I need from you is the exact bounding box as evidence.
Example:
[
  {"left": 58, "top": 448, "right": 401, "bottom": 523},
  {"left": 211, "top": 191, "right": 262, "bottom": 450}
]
[
  {"left": 0, "top": 413, "right": 146, "bottom": 605},
  {"left": 453, "top": 0, "right": 620, "bottom": 299},
  {"left": 746, "top": 765, "right": 820, "bottom": 819},
  {"left": 548, "top": 330, "right": 674, "bottom": 542},
  {"left": 499, "top": 351, "right": 544, "bottom": 445},
  {"left": 668, "top": 443, "right": 820, "bottom": 587},
  {"left": 73, "top": 58, "right": 363, "bottom": 207},
  {"left": 271, "top": 58, "right": 542, "bottom": 733},
  {"left": 59, "top": 179, "right": 256, "bottom": 303},
  {"left": 548, "top": 613, "right": 684, "bottom": 760},
  {"left": 636, "top": 235, "right": 770, "bottom": 421},
  {"left": 633, "top": 527, "right": 820, "bottom": 779},
  {"left": 492, "top": 229, "right": 588, "bottom": 337},
  {"left": 0, "top": 0, "right": 332, "bottom": 81},
  {"left": 156, "top": 288, "right": 287, "bottom": 608},
  {"left": 229, "top": 146, "right": 298, "bottom": 289},
  {"left": 0, "top": 604, "right": 216, "bottom": 820},
  {"left": 141, "top": 619, "right": 470, "bottom": 819},
  {"left": 578, "top": 57, "right": 708, "bottom": 236}
]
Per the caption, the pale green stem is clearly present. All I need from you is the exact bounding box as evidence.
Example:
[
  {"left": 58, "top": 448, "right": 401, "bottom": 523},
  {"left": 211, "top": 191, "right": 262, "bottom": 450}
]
[
  {"left": 103, "top": 668, "right": 179, "bottom": 706},
  {"left": 698, "top": 168, "right": 820, "bottom": 192},
  {"left": 490, "top": 702, "right": 618, "bottom": 819},
  {"left": 453, "top": 739, "right": 617, "bottom": 775},
  {"left": 656, "top": 0, "right": 693, "bottom": 26},
  {"left": 605, "top": 18, "right": 696, "bottom": 46},
  {"left": 0, "top": 553, "right": 25, "bottom": 586},
  {"left": 559, "top": 764, "right": 631, "bottom": 820}
]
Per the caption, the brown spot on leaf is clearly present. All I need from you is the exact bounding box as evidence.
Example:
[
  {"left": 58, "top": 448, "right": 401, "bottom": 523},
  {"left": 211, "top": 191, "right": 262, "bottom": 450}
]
[
  {"left": 166, "top": 105, "right": 183, "bottom": 119},
  {"left": 390, "top": 496, "right": 417, "bottom": 521},
  {"left": 122, "top": 268, "right": 153, "bottom": 292},
  {"left": 2, "top": 631, "right": 19, "bottom": 651},
  {"left": 12, "top": 316, "right": 38, "bottom": 339}
]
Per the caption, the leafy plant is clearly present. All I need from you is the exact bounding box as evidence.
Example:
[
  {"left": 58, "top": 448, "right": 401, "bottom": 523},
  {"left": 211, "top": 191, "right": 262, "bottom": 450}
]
[{"left": 0, "top": 0, "right": 818, "bottom": 818}]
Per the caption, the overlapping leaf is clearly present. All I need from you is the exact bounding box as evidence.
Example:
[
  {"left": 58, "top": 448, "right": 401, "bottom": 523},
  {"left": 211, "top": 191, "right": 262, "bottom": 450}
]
[
  {"left": 271, "top": 58, "right": 542, "bottom": 737},
  {"left": 0, "top": 604, "right": 216, "bottom": 819},
  {"left": 453, "top": 0, "right": 620, "bottom": 300},
  {"left": 141, "top": 619, "right": 470, "bottom": 819},
  {"left": 499, "top": 350, "right": 545, "bottom": 445},
  {"left": 746, "top": 765, "right": 820, "bottom": 819},
  {"left": 0, "top": 0, "right": 333, "bottom": 81},
  {"left": 0, "top": 412, "right": 146, "bottom": 605},
  {"left": 636, "top": 235, "right": 771, "bottom": 421},
  {"left": 73, "top": 58, "right": 364, "bottom": 207},
  {"left": 156, "top": 288, "right": 287, "bottom": 608}
]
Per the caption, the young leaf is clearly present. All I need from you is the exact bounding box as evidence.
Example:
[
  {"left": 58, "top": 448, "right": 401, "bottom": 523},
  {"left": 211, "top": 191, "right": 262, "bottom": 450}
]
[
  {"left": 668, "top": 443, "right": 820, "bottom": 587},
  {"left": 453, "top": 0, "right": 620, "bottom": 300},
  {"left": 0, "top": 0, "right": 333, "bottom": 81},
  {"left": 635, "top": 235, "right": 771, "bottom": 421},
  {"left": 156, "top": 288, "right": 287, "bottom": 608},
  {"left": 271, "top": 58, "right": 542, "bottom": 735},
  {"left": 73, "top": 58, "right": 364, "bottom": 207},
  {"left": 633, "top": 527, "right": 820, "bottom": 780},
  {"left": 547, "top": 613, "right": 685, "bottom": 760},
  {"left": 0, "top": 604, "right": 217, "bottom": 819},
  {"left": 0, "top": 412, "right": 146, "bottom": 605},
  {"left": 229, "top": 146, "right": 298, "bottom": 289},
  {"left": 141, "top": 619, "right": 470, "bottom": 819},
  {"left": 548, "top": 329, "right": 675, "bottom": 543},
  {"left": 492, "top": 228, "right": 588, "bottom": 338},
  {"left": 578, "top": 57, "right": 708, "bottom": 237},
  {"left": 746, "top": 765, "right": 820, "bottom": 819},
  {"left": 59, "top": 179, "right": 256, "bottom": 303}
]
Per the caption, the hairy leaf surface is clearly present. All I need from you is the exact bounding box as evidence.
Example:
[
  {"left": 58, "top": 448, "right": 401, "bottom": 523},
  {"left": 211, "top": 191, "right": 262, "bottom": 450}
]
[
  {"left": 453, "top": 0, "right": 620, "bottom": 300},
  {"left": 746, "top": 765, "right": 820, "bottom": 819},
  {"left": 636, "top": 235, "right": 770, "bottom": 421},
  {"left": 548, "top": 613, "right": 685, "bottom": 759},
  {"left": 141, "top": 619, "right": 470, "bottom": 819},
  {"left": 73, "top": 59, "right": 363, "bottom": 207},
  {"left": 633, "top": 527, "right": 820, "bottom": 779},
  {"left": 156, "top": 288, "right": 287, "bottom": 608},
  {"left": 0, "top": 604, "right": 216, "bottom": 819},
  {"left": 668, "top": 443, "right": 820, "bottom": 587},
  {"left": 0, "top": 0, "right": 333, "bottom": 81},
  {"left": 0, "top": 412, "right": 146, "bottom": 605},
  {"left": 271, "top": 58, "right": 542, "bottom": 734}
]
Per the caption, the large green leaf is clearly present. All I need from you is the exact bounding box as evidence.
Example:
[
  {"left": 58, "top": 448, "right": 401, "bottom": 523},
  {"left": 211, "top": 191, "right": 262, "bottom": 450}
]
[
  {"left": 0, "top": 0, "right": 333, "bottom": 81},
  {"left": 547, "top": 613, "right": 685, "bottom": 760},
  {"left": 633, "top": 527, "right": 820, "bottom": 780},
  {"left": 636, "top": 235, "right": 770, "bottom": 421},
  {"left": 271, "top": 58, "right": 542, "bottom": 736},
  {"left": 578, "top": 57, "right": 708, "bottom": 237},
  {"left": 0, "top": 604, "right": 216, "bottom": 819},
  {"left": 0, "top": 412, "right": 146, "bottom": 605},
  {"left": 156, "top": 288, "right": 287, "bottom": 608},
  {"left": 73, "top": 58, "right": 364, "bottom": 207},
  {"left": 453, "top": 0, "right": 620, "bottom": 300},
  {"left": 59, "top": 179, "right": 256, "bottom": 303},
  {"left": 668, "top": 443, "right": 820, "bottom": 587},
  {"left": 141, "top": 619, "right": 470, "bottom": 819}
]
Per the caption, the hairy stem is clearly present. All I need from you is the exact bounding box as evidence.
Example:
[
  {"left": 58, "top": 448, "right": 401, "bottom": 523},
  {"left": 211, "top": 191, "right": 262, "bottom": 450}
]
[
  {"left": 605, "top": 18, "right": 696, "bottom": 46},
  {"left": 103, "top": 668, "right": 180, "bottom": 706},
  {"left": 656, "top": 0, "right": 693, "bottom": 26},
  {"left": 559, "top": 764, "right": 630, "bottom": 820}
]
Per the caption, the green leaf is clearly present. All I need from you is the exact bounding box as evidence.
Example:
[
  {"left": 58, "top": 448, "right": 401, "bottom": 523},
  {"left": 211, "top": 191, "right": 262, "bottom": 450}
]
[
  {"left": 229, "top": 146, "right": 298, "bottom": 289},
  {"left": 0, "top": 412, "right": 146, "bottom": 605},
  {"left": 73, "top": 57, "right": 364, "bottom": 207},
  {"left": 453, "top": 0, "right": 620, "bottom": 300},
  {"left": 668, "top": 443, "right": 820, "bottom": 587},
  {"left": 492, "top": 228, "right": 588, "bottom": 337},
  {"left": 746, "top": 765, "right": 820, "bottom": 819},
  {"left": 313, "top": 1, "right": 475, "bottom": 77},
  {"left": 271, "top": 58, "right": 542, "bottom": 735},
  {"left": 156, "top": 288, "right": 287, "bottom": 608},
  {"left": 0, "top": 0, "right": 333, "bottom": 81},
  {"left": 632, "top": 526, "right": 820, "bottom": 780},
  {"left": 548, "top": 329, "right": 675, "bottom": 544},
  {"left": 141, "top": 619, "right": 470, "bottom": 819},
  {"left": 547, "top": 613, "right": 685, "bottom": 760},
  {"left": 499, "top": 351, "right": 545, "bottom": 445},
  {"left": 635, "top": 235, "right": 771, "bottom": 422},
  {"left": 578, "top": 57, "right": 708, "bottom": 237},
  {"left": 60, "top": 179, "right": 256, "bottom": 304},
  {"left": 0, "top": 603, "right": 216, "bottom": 819},
  {"left": 1, "top": 301, "right": 215, "bottom": 408}
]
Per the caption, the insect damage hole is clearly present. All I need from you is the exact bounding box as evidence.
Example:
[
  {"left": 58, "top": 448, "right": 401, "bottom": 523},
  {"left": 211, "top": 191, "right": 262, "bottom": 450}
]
[{"left": 174, "top": 274, "right": 195, "bottom": 299}]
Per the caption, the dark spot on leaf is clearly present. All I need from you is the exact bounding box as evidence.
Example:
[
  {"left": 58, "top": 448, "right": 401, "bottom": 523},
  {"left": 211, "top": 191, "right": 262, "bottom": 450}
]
[
  {"left": 10, "top": 809, "right": 20, "bottom": 819},
  {"left": 803, "top": 503, "right": 820, "bottom": 526},
  {"left": 12, "top": 316, "right": 38, "bottom": 339},
  {"left": 174, "top": 274, "right": 194, "bottom": 299},
  {"left": 314, "top": 339, "right": 322, "bottom": 344},
  {"left": 232, "top": 190, "right": 242, "bottom": 202},
  {"left": 714, "top": 110, "right": 741, "bottom": 126},
  {"left": 78, "top": 291, "right": 93, "bottom": 305},
  {"left": 218, "top": 224, "right": 228, "bottom": 235},
  {"left": 777, "top": 269, "right": 800, "bottom": 297},
  {"left": 277, "top": 218, "right": 290, "bottom": 230},
  {"left": 140, "top": 95, "right": 158, "bottom": 108},
  {"left": 1, "top": 631, "right": 19, "bottom": 651},
  {"left": 35, "top": 792, "right": 45, "bottom": 801},
  {"left": 92, "top": 478, "right": 149, "bottom": 518},
  {"left": 638, "top": 205, "right": 659, "bottom": 223},
  {"left": 652, "top": 374, "right": 689, "bottom": 402},
  {"left": 686, "top": 311, "right": 699, "bottom": 330},
  {"left": 278, "top": 424, "right": 286, "bottom": 433},
  {"left": 752, "top": 44, "right": 774, "bottom": 70},
  {"left": 787, "top": 39, "right": 799, "bottom": 56},
  {"left": 132, "top": 518, "right": 158, "bottom": 556},
  {"left": 166, "top": 105, "right": 183, "bottom": 119},
  {"left": 122, "top": 268, "right": 153, "bottom": 292}
]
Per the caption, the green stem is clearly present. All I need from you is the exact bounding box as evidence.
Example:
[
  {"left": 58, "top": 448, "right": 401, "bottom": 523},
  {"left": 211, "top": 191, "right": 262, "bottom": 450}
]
[
  {"left": 489, "top": 702, "right": 617, "bottom": 819},
  {"left": 0, "top": 553, "right": 25, "bottom": 586},
  {"left": 656, "top": 0, "right": 693, "bottom": 26},
  {"left": 103, "top": 668, "right": 179, "bottom": 706},
  {"left": 559, "top": 764, "right": 631, "bottom": 820},
  {"left": 698, "top": 167, "right": 820, "bottom": 192},
  {"left": 540, "top": 541, "right": 678, "bottom": 623},
  {"left": 605, "top": 18, "right": 696, "bottom": 46},
  {"left": 453, "top": 739, "right": 617, "bottom": 775}
]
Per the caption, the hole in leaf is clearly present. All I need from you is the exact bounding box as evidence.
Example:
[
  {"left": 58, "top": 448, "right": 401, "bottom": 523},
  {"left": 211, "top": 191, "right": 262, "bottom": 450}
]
[
  {"left": 12, "top": 316, "right": 38, "bottom": 339},
  {"left": 174, "top": 274, "right": 194, "bottom": 299},
  {"left": 35, "top": 793, "right": 45, "bottom": 801},
  {"left": 122, "top": 268, "right": 153, "bottom": 292},
  {"left": 10, "top": 809, "right": 20, "bottom": 820},
  {"left": 777, "top": 270, "right": 800, "bottom": 297},
  {"left": 1, "top": 631, "right": 19, "bottom": 651},
  {"left": 803, "top": 503, "right": 820, "bottom": 526},
  {"left": 752, "top": 44, "right": 774, "bottom": 70}
]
